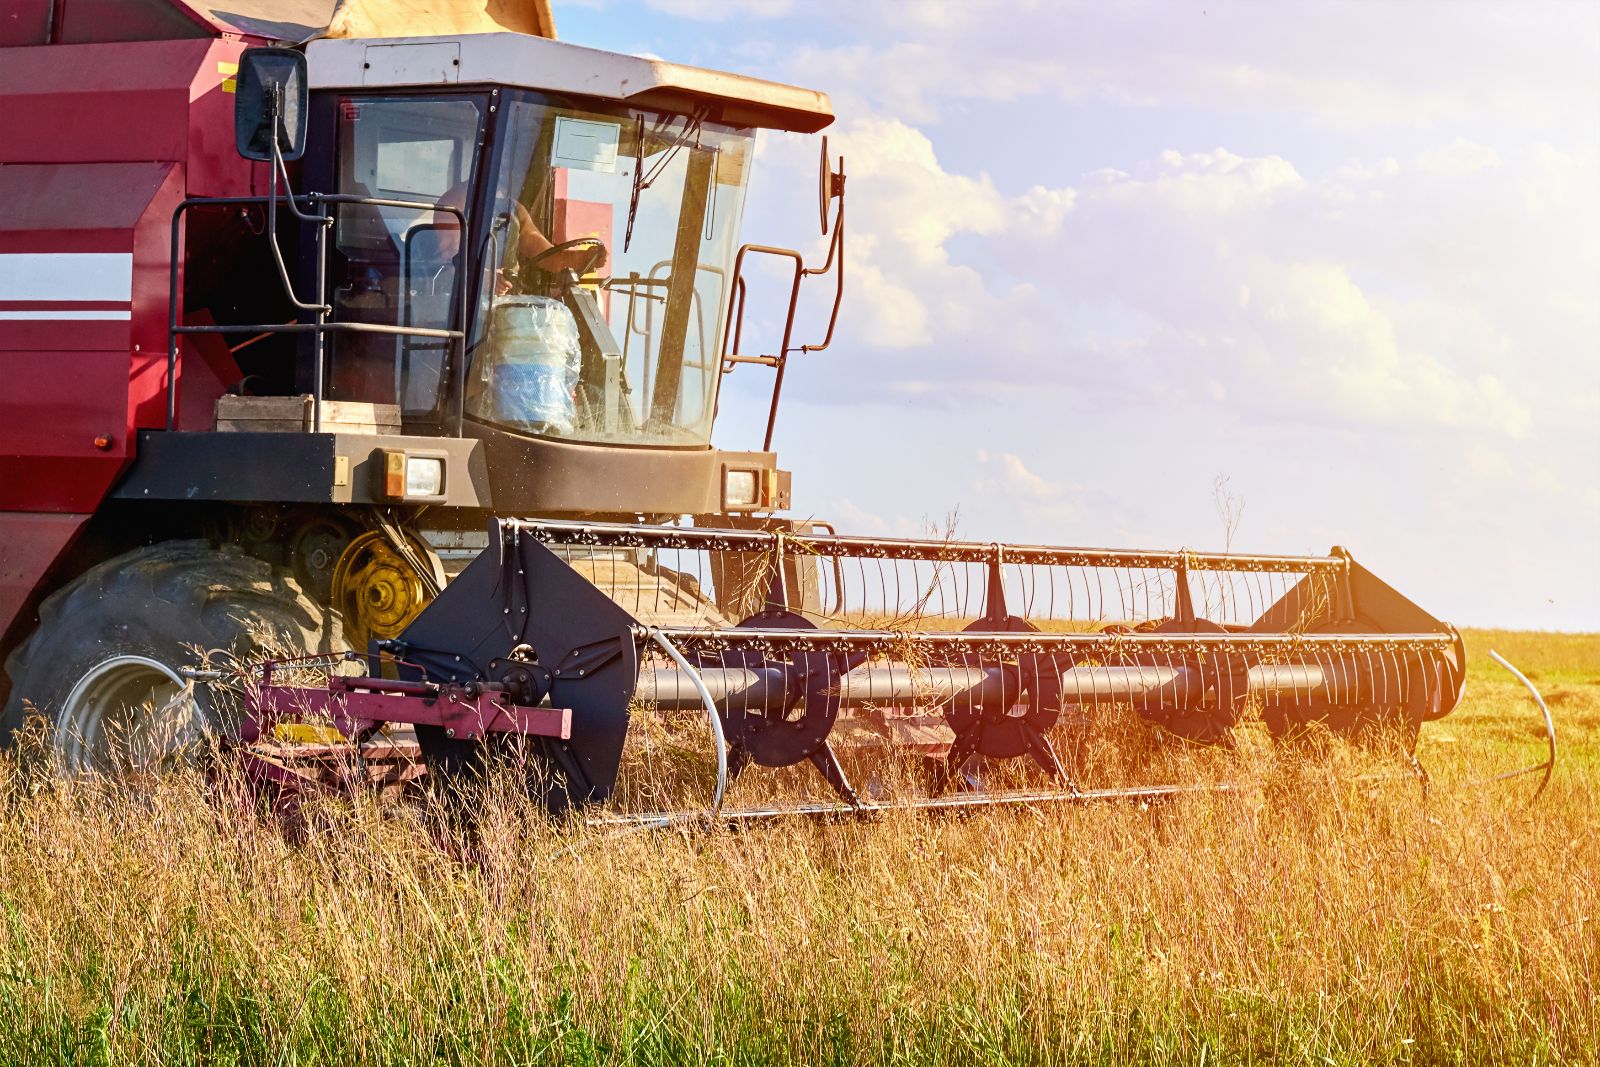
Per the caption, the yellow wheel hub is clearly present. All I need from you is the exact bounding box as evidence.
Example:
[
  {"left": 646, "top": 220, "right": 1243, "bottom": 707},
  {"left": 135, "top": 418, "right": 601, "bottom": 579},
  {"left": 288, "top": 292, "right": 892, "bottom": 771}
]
[{"left": 331, "top": 531, "right": 435, "bottom": 650}]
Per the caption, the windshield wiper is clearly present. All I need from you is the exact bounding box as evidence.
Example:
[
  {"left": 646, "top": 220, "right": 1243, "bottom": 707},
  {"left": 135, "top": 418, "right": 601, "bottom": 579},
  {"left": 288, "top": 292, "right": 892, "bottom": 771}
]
[{"left": 624, "top": 108, "right": 708, "bottom": 253}]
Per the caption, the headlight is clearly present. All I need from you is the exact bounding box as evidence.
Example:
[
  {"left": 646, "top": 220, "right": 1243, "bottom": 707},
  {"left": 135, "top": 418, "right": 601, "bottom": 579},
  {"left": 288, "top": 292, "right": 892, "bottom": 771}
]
[
  {"left": 382, "top": 451, "right": 446, "bottom": 499},
  {"left": 405, "top": 456, "right": 444, "bottom": 497},
  {"left": 723, "top": 469, "right": 760, "bottom": 509}
]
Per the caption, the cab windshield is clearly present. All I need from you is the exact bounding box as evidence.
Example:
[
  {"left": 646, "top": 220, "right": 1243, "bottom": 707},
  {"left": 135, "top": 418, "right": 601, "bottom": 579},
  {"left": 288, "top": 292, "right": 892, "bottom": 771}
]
[
  {"left": 324, "top": 91, "right": 752, "bottom": 448},
  {"left": 467, "top": 93, "right": 753, "bottom": 447}
]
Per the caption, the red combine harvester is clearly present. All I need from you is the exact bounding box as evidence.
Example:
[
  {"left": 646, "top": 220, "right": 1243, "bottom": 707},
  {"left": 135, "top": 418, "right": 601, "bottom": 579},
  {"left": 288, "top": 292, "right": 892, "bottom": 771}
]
[{"left": 2, "top": 1, "right": 1534, "bottom": 824}]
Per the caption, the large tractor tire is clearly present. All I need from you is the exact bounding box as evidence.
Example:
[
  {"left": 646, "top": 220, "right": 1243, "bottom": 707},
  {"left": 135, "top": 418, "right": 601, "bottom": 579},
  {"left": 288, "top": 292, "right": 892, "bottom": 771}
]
[{"left": 1, "top": 542, "right": 335, "bottom": 773}]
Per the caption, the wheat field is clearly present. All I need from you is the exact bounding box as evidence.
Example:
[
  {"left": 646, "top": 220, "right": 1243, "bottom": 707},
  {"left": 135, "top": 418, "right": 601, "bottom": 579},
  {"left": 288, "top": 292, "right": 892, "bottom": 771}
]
[{"left": 0, "top": 628, "right": 1593, "bottom": 1065}]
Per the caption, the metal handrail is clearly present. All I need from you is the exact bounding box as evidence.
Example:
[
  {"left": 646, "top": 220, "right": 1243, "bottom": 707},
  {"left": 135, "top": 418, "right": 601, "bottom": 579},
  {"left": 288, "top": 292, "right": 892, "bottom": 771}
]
[
  {"left": 165, "top": 184, "right": 468, "bottom": 434},
  {"left": 718, "top": 161, "right": 846, "bottom": 450},
  {"left": 722, "top": 244, "right": 804, "bottom": 451}
]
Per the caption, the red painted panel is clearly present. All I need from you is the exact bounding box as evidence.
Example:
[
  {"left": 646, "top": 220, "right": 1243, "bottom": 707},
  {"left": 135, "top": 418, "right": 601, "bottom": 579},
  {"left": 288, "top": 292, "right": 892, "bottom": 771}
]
[
  {"left": 0, "top": 301, "right": 128, "bottom": 311},
  {"left": 0, "top": 38, "right": 252, "bottom": 193},
  {"left": 53, "top": 0, "right": 212, "bottom": 43},
  {"left": 0, "top": 38, "right": 214, "bottom": 92},
  {"left": 0, "top": 456, "right": 129, "bottom": 513},
  {"left": 553, "top": 200, "right": 615, "bottom": 248},
  {"left": 0, "top": 162, "right": 173, "bottom": 238},
  {"left": 0, "top": 162, "right": 175, "bottom": 359},
  {"left": 0, "top": 319, "right": 130, "bottom": 351},
  {"left": 0, "top": 229, "right": 137, "bottom": 255},
  {"left": 187, "top": 39, "right": 262, "bottom": 198},
  {"left": 129, "top": 164, "right": 187, "bottom": 427},
  {"left": 0, "top": 161, "right": 183, "bottom": 512},
  {"left": 0, "top": 89, "right": 191, "bottom": 165},
  {"left": 0, "top": 35, "right": 286, "bottom": 520},
  {"left": 0, "top": 348, "right": 133, "bottom": 462},
  {"left": 553, "top": 195, "right": 614, "bottom": 315},
  {"left": 0, "top": 1, "right": 52, "bottom": 47},
  {"left": 176, "top": 311, "right": 243, "bottom": 431},
  {"left": 0, "top": 511, "right": 89, "bottom": 645},
  {"left": 0, "top": 40, "right": 211, "bottom": 165}
]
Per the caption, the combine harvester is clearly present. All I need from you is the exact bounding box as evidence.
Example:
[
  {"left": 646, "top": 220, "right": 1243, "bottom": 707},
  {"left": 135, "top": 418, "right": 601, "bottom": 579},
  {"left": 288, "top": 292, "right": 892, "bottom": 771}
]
[{"left": 0, "top": 0, "right": 1548, "bottom": 824}]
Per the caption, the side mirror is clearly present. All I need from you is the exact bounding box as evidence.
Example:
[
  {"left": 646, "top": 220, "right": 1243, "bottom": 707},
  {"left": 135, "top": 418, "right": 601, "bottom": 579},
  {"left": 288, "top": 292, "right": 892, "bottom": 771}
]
[
  {"left": 818, "top": 135, "right": 844, "bottom": 234},
  {"left": 234, "top": 47, "right": 309, "bottom": 162}
]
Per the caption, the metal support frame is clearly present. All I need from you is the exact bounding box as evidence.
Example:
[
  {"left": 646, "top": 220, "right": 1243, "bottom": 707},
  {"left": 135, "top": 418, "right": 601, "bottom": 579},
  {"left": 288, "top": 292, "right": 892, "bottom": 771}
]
[
  {"left": 210, "top": 515, "right": 1500, "bottom": 838},
  {"left": 485, "top": 521, "right": 1459, "bottom": 809},
  {"left": 232, "top": 657, "right": 572, "bottom": 810},
  {"left": 506, "top": 517, "right": 1353, "bottom": 575},
  {"left": 245, "top": 666, "right": 572, "bottom": 746}
]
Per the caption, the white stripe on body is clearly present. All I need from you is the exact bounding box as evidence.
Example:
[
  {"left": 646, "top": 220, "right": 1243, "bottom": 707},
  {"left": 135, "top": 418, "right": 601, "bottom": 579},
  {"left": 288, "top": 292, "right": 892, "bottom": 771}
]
[
  {"left": 0, "top": 310, "right": 132, "bottom": 320},
  {"left": 0, "top": 253, "right": 134, "bottom": 302}
]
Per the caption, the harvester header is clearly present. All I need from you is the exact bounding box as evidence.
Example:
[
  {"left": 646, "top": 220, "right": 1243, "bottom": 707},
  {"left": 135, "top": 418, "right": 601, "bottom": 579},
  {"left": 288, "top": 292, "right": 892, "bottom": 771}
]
[{"left": 243, "top": 517, "right": 1466, "bottom": 822}]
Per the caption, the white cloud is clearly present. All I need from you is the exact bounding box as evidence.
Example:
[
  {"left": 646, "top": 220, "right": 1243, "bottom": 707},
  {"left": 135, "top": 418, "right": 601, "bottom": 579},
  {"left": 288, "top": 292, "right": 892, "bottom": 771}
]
[
  {"left": 975, "top": 449, "right": 1059, "bottom": 499},
  {"left": 754, "top": 115, "right": 1068, "bottom": 357},
  {"left": 1067, "top": 146, "right": 1560, "bottom": 434},
  {"left": 973, "top": 450, "right": 1078, "bottom": 524},
  {"left": 1415, "top": 138, "right": 1502, "bottom": 176},
  {"left": 672, "top": 2, "right": 1599, "bottom": 626},
  {"left": 777, "top": 2, "right": 1598, "bottom": 134},
  {"left": 763, "top": 130, "right": 1558, "bottom": 438},
  {"left": 811, "top": 496, "right": 888, "bottom": 535},
  {"left": 807, "top": 496, "right": 926, "bottom": 539}
]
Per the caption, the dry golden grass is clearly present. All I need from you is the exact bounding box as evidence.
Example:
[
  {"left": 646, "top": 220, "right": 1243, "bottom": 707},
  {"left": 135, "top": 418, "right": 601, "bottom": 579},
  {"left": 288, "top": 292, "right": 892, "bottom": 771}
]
[{"left": 0, "top": 628, "right": 1594, "bottom": 1064}]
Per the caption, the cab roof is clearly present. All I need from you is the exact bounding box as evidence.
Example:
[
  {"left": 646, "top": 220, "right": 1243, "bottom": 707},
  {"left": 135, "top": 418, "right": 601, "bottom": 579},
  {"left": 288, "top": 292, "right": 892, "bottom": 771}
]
[
  {"left": 306, "top": 32, "right": 833, "bottom": 134},
  {"left": 0, "top": 0, "right": 831, "bottom": 134}
]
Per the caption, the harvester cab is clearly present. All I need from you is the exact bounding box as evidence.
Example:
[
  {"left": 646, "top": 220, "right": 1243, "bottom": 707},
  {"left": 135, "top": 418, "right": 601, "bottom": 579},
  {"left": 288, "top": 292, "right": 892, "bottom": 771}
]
[
  {"left": 179, "top": 29, "right": 839, "bottom": 522},
  {"left": 230, "top": 37, "right": 830, "bottom": 446},
  {"left": 0, "top": 2, "right": 1526, "bottom": 826}
]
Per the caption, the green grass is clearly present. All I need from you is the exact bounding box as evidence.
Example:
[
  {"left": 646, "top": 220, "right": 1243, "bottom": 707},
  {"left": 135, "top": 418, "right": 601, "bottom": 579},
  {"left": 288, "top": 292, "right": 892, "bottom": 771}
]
[
  {"left": 1460, "top": 628, "right": 1600, "bottom": 686},
  {"left": 0, "top": 631, "right": 1593, "bottom": 1065}
]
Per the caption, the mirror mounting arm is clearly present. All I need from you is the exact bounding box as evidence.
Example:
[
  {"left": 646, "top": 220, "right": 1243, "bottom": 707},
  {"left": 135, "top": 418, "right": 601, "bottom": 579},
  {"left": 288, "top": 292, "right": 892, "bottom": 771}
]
[
  {"left": 801, "top": 165, "right": 845, "bottom": 356},
  {"left": 262, "top": 115, "right": 331, "bottom": 317}
]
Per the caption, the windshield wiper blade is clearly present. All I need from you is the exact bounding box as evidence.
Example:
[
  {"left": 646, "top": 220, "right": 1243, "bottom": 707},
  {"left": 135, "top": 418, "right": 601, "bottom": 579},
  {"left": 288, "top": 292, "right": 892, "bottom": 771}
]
[{"left": 624, "top": 108, "right": 707, "bottom": 253}]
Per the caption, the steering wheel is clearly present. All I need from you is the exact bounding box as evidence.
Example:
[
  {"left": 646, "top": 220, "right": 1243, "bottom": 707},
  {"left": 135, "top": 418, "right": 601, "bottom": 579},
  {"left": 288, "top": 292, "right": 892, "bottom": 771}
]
[{"left": 520, "top": 237, "right": 608, "bottom": 279}]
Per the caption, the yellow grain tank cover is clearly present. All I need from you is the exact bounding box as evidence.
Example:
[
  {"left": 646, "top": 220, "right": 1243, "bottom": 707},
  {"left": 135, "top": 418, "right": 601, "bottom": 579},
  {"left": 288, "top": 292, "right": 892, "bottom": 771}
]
[{"left": 320, "top": 0, "right": 556, "bottom": 39}]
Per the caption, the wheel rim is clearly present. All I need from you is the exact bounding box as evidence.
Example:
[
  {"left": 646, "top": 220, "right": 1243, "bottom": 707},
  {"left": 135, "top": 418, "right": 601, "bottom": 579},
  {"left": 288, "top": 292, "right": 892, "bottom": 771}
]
[
  {"left": 331, "top": 531, "right": 434, "bottom": 651},
  {"left": 57, "top": 655, "right": 199, "bottom": 773}
]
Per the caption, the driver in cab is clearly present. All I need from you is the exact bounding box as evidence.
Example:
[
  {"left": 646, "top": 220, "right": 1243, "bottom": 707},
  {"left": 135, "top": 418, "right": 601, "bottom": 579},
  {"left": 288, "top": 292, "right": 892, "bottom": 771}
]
[
  {"left": 438, "top": 180, "right": 612, "bottom": 437},
  {"left": 430, "top": 183, "right": 607, "bottom": 294}
]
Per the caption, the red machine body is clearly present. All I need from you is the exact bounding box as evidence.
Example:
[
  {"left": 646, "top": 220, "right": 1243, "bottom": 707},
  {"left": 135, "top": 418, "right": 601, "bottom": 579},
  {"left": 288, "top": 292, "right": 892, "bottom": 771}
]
[{"left": 0, "top": 10, "right": 271, "bottom": 648}]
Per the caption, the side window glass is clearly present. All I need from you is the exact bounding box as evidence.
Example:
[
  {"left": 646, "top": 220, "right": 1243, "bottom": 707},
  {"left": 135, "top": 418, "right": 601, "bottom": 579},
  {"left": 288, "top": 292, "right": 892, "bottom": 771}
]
[{"left": 328, "top": 97, "right": 483, "bottom": 413}]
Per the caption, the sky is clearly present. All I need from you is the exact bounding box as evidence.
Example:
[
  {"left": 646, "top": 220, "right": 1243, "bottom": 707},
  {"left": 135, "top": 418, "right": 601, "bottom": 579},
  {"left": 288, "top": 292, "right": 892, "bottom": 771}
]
[{"left": 558, "top": 0, "right": 1600, "bottom": 631}]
